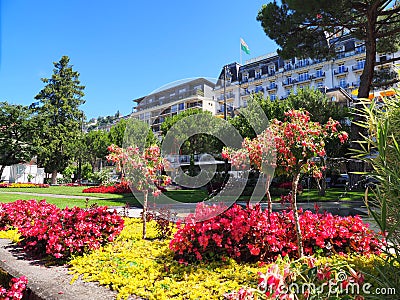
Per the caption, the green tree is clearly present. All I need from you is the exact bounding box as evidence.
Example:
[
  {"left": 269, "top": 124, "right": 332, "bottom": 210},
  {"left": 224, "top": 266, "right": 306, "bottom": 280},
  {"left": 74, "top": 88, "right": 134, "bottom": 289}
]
[
  {"left": 34, "top": 56, "right": 85, "bottom": 184},
  {"left": 108, "top": 119, "right": 127, "bottom": 147},
  {"left": 257, "top": 0, "right": 400, "bottom": 98},
  {"left": 231, "top": 89, "right": 350, "bottom": 157},
  {"left": 82, "top": 130, "right": 110, "bottom": 170},
  {"left": 0, "top": 102, "right": 36, "bottom": 179}
]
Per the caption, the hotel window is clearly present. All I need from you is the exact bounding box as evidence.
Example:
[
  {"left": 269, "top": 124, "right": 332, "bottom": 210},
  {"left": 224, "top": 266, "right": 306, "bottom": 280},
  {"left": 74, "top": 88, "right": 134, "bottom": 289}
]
[
  {"left": 270, "top": 94, "right": 277, "bottom": 101},
  {"left": 357, "top": 59, "right": 365, "bottom": 69},
  {"left": 179, "top": 88, "right": 186, "bottom": 94},
  {"left": 269, "top": 65, "right": 275, "bottom": 75},
  {"left": 298, "top": 72, "right": 309, "bottom": 82},
  {"left": 256, "top": 69, "right": 262, "bottom": 79},
  {"left": 242, "top": 73, "right": 249, "bottom": 82},
  {"left": 171, "top": 104, "right": 178, "bottom": 113},
  {"left": 285, "top": 60, "right": 292, "bottom": 70},
  {"left": 316, "top": 81, "right": 324, "bottom": 88},
  {"left": 316, "top": 69, "right": 324, "bottom": 78},
  {"left": 338, "top": 64, "right": 346, "bottom": 73},
  {"left": 339, "top": 78, "right": 347, "bottom": 88},
  {"left": 178, "top": 103, "right": 185, "bottom": 110}
]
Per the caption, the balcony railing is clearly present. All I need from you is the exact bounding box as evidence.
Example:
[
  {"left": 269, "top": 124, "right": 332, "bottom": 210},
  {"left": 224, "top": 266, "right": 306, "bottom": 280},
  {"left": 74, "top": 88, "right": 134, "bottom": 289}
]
[
  {"left": 283, "top": 79, "right": 297, "bottom": 86},
  {"left": 297, "top": 75, "right": 314, "bottom": 83},
  {"left": 267, "top": 83, "right": 277, "bottom": 90},
  {"left": 314, "top": 71, "right": 325, "bottom": 78},
  {"left": 335, "top": 83, "right": 350, "bottom": 89},
  {"left": 334, "top": 67, "right": 348, "bottom": 75},
  {"left": 352, "top": 64, "right": 364, "bottom": 71}
]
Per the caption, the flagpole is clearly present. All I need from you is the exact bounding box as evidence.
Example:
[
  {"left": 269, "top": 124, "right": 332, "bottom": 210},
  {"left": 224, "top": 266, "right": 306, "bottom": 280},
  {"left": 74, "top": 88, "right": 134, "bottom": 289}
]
[{"left": 240, "top": 38, "right": 242, "bottom": 65}]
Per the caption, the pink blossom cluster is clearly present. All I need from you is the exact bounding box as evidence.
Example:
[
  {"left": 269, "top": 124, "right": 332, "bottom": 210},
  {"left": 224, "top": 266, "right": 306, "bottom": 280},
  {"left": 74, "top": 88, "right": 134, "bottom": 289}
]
[
  {"left": 170, "top": 204, "right": 382, "bottom": 263},
  {"left": 0, "top": 200, "right": 124, "bottom": 259},
  {"left": 227, "top": 257, "right": 367, "bottom": 299},
  {"left": 0, "top": 276, "right": 28, "bottom": 300},
  {"left": 106, "top": 144, "right": 171, "bottom": 196}
]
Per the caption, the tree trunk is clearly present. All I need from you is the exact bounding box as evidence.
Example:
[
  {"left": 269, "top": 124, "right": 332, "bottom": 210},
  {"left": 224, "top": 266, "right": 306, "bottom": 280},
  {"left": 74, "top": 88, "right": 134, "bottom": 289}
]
[
  {"left": 358, "top": 6, "right": 378, "bottom": 99},
  {"left": 51, "top": 170, "right": 58, "bottom": 184},
  {"left": 0, "top": 165, "right": 6, "bottom": 181},
  {"left": 265, "top": 174, "right": 272, "bottom": 221},
  {"left": 292, "top": 172, "right": 304, "bottom": 258},
  {"left": 142, "top": 190, "right": 148, "bottom": 239}
]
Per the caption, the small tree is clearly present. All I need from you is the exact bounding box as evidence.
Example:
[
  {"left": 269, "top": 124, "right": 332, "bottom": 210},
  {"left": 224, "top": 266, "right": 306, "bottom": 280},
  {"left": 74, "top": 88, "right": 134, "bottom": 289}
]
[
  {"left": 225, "top": 109, "right": 348, "bottom": 257},
  {"left": 107, "top": 144, "right": 170, "bottom": 239},
  {"left": 268, "top": 110, "right": 348, "bottom": 257}
]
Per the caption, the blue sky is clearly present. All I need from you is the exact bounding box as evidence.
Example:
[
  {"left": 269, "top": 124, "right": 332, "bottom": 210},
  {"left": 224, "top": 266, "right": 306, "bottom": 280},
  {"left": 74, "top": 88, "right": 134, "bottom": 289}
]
[{"left": 0, "top": 0, "right": 276, "bottom": 119}]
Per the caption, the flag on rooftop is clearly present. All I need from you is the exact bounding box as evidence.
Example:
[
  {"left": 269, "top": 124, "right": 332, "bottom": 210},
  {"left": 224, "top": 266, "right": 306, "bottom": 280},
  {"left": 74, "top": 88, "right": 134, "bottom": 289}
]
[{"left": 240, "top": 38, "right": 250, "bottom": 55}]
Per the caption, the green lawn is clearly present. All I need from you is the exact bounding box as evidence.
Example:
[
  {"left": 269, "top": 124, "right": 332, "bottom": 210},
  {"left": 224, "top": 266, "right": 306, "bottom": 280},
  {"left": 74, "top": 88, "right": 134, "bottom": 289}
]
[{"left": 0, "top": 186, "right": 365, "bottom": 209}]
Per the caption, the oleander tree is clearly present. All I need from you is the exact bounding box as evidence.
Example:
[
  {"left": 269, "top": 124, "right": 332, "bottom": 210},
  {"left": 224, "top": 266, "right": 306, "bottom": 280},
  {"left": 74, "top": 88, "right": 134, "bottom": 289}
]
[
  {"left": 257, "top": 0, "right": 400, "bottom": 98},
  {"left": 107, "top": 144, "right": 170, "bottom": 239},
  {"left": 225, "top": 109, "right": 348, "bottom": 257}
]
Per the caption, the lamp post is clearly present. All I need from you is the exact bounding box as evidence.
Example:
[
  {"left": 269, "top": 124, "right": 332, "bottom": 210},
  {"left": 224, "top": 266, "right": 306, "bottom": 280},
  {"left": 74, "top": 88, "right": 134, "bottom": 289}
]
[{"left": 223, "top": 65, "right": 227, "bottom": 120}]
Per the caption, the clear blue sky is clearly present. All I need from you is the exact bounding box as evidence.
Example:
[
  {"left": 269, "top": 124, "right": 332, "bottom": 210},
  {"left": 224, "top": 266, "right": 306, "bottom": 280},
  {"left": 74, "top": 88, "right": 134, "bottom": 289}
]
[{"left": 0, "top": 0, "right": 276, "bottom": 119}]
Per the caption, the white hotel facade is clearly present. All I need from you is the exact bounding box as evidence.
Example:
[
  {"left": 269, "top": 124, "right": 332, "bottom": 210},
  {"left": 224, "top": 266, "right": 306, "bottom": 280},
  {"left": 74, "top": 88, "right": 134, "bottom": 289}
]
[{"left": 131, "top": 36, "right": 399, "bottom": 132}]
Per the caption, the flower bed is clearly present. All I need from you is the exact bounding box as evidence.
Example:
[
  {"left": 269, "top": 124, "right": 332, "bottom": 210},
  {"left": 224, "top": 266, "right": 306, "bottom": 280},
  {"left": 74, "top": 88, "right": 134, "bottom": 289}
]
[
  {"left": 0, "top": 183, "right": 49, "bottom": 188},
  {"left": 82, "top": 181, "right": 167, "bottom": 194},
  {"left": 82, "top": 182, "right": 131, "bottom": 194},
  {"left": 170, "top": 204, "right": 382, "bottom": 263},
  {"left": 0, "top": 276, "right": 28, "bottom": 300},
  {"left": 0, "top": 200, "right": 124, "bottom": 259},
  {"left": 68, "top": 218, "right": 387, "bottom": 300}
]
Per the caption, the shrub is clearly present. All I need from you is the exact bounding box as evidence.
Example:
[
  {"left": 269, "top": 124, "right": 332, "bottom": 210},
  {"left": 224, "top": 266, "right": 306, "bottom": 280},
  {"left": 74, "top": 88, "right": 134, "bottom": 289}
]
[
  {"left": 170, "top": 204, "right": 382, "bottom": 263},
  {"left": 0, "top": 200, "right": 124, "bottom": 259}
]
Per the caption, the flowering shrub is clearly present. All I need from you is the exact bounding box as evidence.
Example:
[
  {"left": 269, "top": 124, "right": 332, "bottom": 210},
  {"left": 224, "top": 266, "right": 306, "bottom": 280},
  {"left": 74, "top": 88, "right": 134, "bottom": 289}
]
[
  {"left": 0, "top": 183, "right": 49, "bottom": 188},
  {"left": 107, "top": 144, "right": 171, "bottom": 239},
  {"left": 170, "top": 204, "right": 382, "bottom": 263},
  {"left": 0, "top": 200, "right": 124, "bottom": 259},
  {"left": 0, "top": 276, "right": 28, "bottom": 300},
  {"left": 226, "top": 256, "right": 367, "bottom": 300},
  {"left": 82, "top": 181, "right": 131, "bottom": 194}
]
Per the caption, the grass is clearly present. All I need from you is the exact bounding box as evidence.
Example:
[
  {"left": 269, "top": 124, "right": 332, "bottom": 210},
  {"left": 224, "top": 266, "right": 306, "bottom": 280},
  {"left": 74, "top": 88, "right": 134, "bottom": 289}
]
[{"left": 0, "top": 185, "right": 365, "bottom": 209}]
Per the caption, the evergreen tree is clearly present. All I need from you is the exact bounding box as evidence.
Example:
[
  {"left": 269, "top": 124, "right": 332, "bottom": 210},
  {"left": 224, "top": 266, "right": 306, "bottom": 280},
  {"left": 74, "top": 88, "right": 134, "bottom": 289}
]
[{"left": 34, "top": 56, "right": 85, "bottom": 184}]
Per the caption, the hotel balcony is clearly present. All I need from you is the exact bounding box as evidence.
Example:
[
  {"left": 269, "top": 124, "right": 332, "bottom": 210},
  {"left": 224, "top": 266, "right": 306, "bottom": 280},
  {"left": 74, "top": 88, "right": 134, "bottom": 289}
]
[
  {"left": 297, "top": 75, "right": 314, "bottom": 83},
  {"left": 267, "top": 83, "right": 278, "bottom": 91},
  {"left": 334, "top": 67, "right": 349, "bottom": 75},
  {"left": 352, "top": 64, "right": 364, "bottom": 73},
  {"left": 282, "top": 79, "right": 297, "bottom": 86},
  {"left": 334, "top": 83, "right": 350, "bottom": 89},
  {"left": 314, "top": 71, "right": 325, "bottom": 79},
  {"left": 295, "top": 61, "right": 310, "bottom": 69}
]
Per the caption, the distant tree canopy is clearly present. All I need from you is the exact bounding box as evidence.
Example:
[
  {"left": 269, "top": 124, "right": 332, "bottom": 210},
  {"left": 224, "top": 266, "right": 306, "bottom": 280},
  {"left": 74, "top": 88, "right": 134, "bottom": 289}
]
[
  {"left": 230, "top": 89, "right": 351, "bottom": 157},
  {"left": 257, "top": 0, "right": 400, "bottom": 98}
]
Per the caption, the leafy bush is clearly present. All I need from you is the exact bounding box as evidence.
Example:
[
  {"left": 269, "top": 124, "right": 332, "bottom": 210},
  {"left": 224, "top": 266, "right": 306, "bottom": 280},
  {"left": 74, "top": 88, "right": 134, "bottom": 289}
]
[
  {"left": 170, "top": 204, "right": 382, "bottom": 263},
  {"left": 0, "top": 200, "right": 124, "bottom": 259}
]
